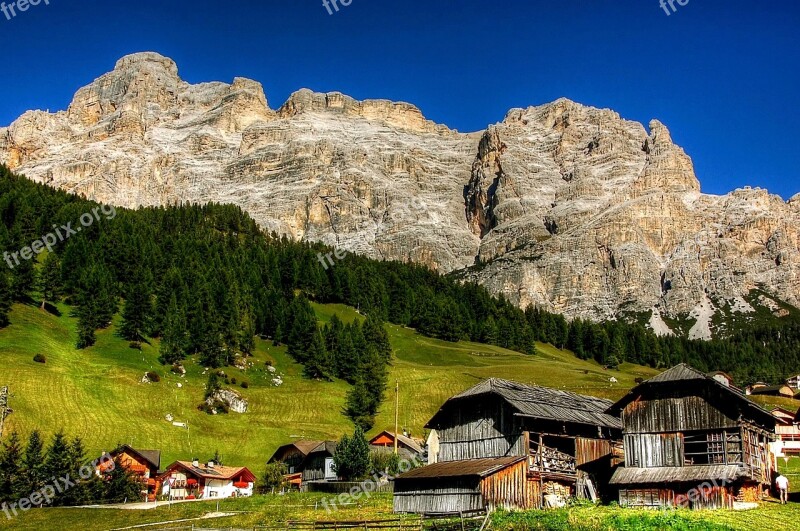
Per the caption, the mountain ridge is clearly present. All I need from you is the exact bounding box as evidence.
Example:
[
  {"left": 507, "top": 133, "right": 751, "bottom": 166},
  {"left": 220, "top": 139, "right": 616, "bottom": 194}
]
[{"left": 2, "top": 52, "right": 798, "bottom": 336}]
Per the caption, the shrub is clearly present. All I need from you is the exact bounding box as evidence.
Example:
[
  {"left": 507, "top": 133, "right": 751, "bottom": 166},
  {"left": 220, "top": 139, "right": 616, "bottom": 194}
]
[
  {"left": 231, "top": 377, "right": 237, "bottom": 385},
  {"left": 146, "top": 371, "right": 161, "bottom": 383},
  {"left": 241, "top": 381, "right": 249, "bottom": 389},
  {"left": 333, "top": 427, "right": 370, "bottom": 481},
  {"left": 258, "top": 462, "right": 288, "bottom": 494},
  {"left": 33, "top": 354, "right": 46, "bottom": 364}
]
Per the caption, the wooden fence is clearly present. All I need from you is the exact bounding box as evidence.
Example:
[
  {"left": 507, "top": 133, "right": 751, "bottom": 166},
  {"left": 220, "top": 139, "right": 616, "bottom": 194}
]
[{"left": 160, "top": 512, "right": 490, "bottom": 531}]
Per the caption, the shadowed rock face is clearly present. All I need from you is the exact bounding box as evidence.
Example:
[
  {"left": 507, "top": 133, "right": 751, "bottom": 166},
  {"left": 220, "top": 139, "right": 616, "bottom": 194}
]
[{"left": 2, "top": 52, "right": 798, "bottom": 333}]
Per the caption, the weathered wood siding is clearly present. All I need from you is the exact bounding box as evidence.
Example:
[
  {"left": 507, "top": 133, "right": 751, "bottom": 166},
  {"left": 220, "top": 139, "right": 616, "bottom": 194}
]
[
  {"left": 479, "top": 460, "right": 540, "bottom": 511},
  {"left": 623, "top": 433, "right": 683, "bottom": 467},
  {"left": 575, "top": 438, "right": 613, "bottom": 467},
  {"left": 436, "top": 397, "right": 526, "bottom": 462},
  {"left": 394, "top": 478, "right": 484, "bottom": 514},
  {"left": 620, "top": 485, "right": 734, "bottom": 509},
  {"left": 393, "top": 461, "right": 539, "bottom": 514},
  {"left": 622, "top": 391, "right": 738, "bottom": 434}
]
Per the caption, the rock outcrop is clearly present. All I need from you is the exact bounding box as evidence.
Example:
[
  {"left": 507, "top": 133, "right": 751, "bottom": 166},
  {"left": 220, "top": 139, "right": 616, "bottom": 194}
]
[{"left": 2, "top": 53, "right": 798, "bottom": 335}]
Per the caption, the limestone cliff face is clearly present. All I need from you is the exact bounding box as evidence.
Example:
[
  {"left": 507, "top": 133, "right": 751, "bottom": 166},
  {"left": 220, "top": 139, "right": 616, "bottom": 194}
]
[{"left": 2, "top": 53, "right": 798, "bottom": 336}]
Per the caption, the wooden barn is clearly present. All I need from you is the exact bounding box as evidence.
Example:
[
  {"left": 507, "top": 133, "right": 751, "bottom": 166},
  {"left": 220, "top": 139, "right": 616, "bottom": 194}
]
[
  {"left": 607, "top": 364, "right": 777, "bottom": 509},
  {"left": 394, "top": 378, "right": 623, "bottom": 514},
  {"left": 268, "top": 440, "right": 338, "bottom": 486}
]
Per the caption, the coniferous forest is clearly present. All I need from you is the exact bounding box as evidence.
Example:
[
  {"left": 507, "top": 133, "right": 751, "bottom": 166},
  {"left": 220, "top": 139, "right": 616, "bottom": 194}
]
[{"left": 1, "top": 164, "right": 800, "bottom": 422}]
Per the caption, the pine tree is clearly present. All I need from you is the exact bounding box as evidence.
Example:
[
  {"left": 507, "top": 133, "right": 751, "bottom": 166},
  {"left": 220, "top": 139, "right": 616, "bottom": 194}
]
[
  {"left": 345, "top": 377, "right": 374, "bottom": 431},
  {"left": 0, "top": 431, "right": 22, "bottom": 503},
  {"left": 286, "top": 295, "right": 318, "bottom": 364},
  {"left": 37, "top": 253, "right": 62, "bottom": 310},
  {"left": 119, "top": 280, "right": 152, "bottom": 342},
  {"left": 43, "top": 431, "right": 72, "bottom": 506},
  {"left": 159, "top": 294, "right": 187, "bottom": 365},
  {"left": 362, "top": 313, "right": 392, "bottom": 363},
  {"left": 0, "top": 270, "right": 11, "bottom": 328},
  {"left": 304, "top": 330, "right": 334, "bottom": 380},
  {"left": 104, "top": 458, "right": 143, "bottom": 503},
  {"left": 20, "top": 431, "right": 46, "bottom": 504}
]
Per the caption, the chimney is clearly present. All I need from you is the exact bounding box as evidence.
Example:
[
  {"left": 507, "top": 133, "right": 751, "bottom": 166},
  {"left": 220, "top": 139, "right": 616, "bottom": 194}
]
[{"left": 192, "top": 458, "right": 199, "bottom": 468}]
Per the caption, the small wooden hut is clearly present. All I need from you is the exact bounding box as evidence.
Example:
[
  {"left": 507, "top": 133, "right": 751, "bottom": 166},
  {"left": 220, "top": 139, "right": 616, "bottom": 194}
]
[
  {"left": 394, "top": 457, "right": 536, "bottom": 514},
  {"left": 607, "top": 364, "right": 777, "bottom": 509}
]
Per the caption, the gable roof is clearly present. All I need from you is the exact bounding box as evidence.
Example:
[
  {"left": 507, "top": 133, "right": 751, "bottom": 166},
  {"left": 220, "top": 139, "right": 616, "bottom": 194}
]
[
  {"left": 269, "top": 440, "right": 336, "bottom": 462},
  {"left": 426, "top": 378, "right": 622, "bottom": 430},
  {"left": 607, "top": 364, "right": 776, "bottom": 426},
  {"left": 395, "top": 457, "right": 526, "bottom": 481},
  {"left": 112, "top": 445, "right": 161, "bottom": 470},
  {"left": 161, "top": 461, "right": 256, "bottom": 482},
  {"left": 370, "top": 431, "right": 424, "bottom": 454}
]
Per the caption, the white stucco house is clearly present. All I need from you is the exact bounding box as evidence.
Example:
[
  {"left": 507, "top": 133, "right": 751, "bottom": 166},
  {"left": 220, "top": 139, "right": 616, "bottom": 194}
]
[{"left": 159, "top": 459, "right": 256, "bottom": 500}]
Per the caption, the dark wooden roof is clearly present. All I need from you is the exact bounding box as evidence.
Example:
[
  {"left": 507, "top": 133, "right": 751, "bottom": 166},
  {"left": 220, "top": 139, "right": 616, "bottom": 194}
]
[
  {"left": 269, "top": 440, "right": 337, "bottom": 463},
  {"left": 610, "top": 464, "right": 744, "bottom": 485},
  {"left": 607, "top": 364, "right": 776, "bottom": 426},
  {"left": 395, "top": 457, "right": 526, "bottom": 481},
  {"left": 112, "top": 445, "right": 161, "bottom": 470},
  {"left": 426, "top": 378, "right": 622, "bottom": 430}
]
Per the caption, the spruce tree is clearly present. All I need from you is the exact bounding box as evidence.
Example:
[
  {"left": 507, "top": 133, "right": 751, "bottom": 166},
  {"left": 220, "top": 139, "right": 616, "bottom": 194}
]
[
  {"left": 43, "top": 431, "right": 72, "bottom": 506},
  {"left": 0, "top": 431, "right": 22, "bottom": 503},
  {"left": 158, "top": 294, "right": 187, "bottom": 364},
  {"left": 119, "top": 280, "right": 152, "bottom": 342},
  {"left": 362, "top": 313, "right": 392, "bottom": 363},
  {"left": 20, "top": 431, "right": 46, "bottom": 504},
  {"left": 37, "top": 253, "right": 62, "bottom": 310},
  {"left": 304, "top": 330, "right": 334, "bottom": 381},
  {"left": 0, "top": 270, "right": 11, "bottom": 328}
]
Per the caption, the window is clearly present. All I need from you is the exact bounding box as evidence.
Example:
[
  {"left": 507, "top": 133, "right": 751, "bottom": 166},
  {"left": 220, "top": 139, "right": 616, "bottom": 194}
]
[
  {"left": 620, "top": 489, "right": 664, "bottom": 508},
  {"left": 683, "top": 430, "right": 741, "bottom": 465}
]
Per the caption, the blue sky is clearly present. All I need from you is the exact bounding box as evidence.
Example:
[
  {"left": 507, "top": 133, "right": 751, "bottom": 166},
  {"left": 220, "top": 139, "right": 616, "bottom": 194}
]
[{"left": 1, "top": 0, "right": 797, "bottom": 198}]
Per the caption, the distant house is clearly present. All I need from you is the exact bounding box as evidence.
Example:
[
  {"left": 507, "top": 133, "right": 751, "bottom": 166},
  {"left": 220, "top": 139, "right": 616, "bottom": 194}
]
[
  {"left": 707, "top": 371, "right": 735, "bottom": 388},
  {"left": 100, "top": 446, "right": 162, "bottom": 502},
  {"left": 369, "top": 431, "right": 424, "bottom": 460},
  {"left": 607, "top": 364, "right": 777, "bottom": 510},
  {"left": 772, "top": 408, "right": 800, "bottom": 457},
  {"left": 787, "top": 375, "right": 800, "bottom": 390},
  {"left": 268, "top": 440, "right": 338, "bottom": 487},
  {"left": 394, "top": 378, "right": 622, "bottom": 515},
  {"left": 747, "top": 384, "right": 795, "bottom": 398},
  {"left": 159, "top": 460, "right": 255, "bottom": 500}
]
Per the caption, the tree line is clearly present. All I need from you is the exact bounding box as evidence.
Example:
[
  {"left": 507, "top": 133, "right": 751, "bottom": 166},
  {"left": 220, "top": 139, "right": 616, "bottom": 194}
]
[
  {"left": 0, "top": 431, "right": 141, "bottom": 508},
  {"left": 1, "top": 165, "right": 799, "bottom": 396}
]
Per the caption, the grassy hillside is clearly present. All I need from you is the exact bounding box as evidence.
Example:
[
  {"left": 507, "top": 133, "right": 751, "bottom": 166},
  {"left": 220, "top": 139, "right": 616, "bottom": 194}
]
[{"left": 0, "top": 302, "right": 658, "bottom": 473}]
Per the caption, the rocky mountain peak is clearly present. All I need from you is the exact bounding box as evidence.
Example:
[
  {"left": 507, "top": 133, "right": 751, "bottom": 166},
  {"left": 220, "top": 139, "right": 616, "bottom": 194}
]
[{"left": 1, "top": 53, "right": 797, "bottom": 334}]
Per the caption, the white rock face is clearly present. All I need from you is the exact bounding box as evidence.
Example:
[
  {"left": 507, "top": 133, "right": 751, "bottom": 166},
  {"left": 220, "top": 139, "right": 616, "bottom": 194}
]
[
  {"left": 2, "top": 52, "right": 798, "bottom": 330},
  {"left": 207, "top": 389, "right": 248, "bottom": 414}
]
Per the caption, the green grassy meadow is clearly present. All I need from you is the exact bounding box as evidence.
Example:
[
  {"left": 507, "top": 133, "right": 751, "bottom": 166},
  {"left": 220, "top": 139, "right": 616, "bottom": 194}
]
[
  {"left": 0, "top": 301, "right": 657, "bottom": 475},
  {"left": 3, "top": 301, "right": 800, "bottom": 530}
]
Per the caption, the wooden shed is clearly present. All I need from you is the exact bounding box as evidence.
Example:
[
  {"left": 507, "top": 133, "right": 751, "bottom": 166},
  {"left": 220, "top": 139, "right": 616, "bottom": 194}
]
[
  {"left": 396, "top": 378, "right": 622, "bottom": 514},
  {"left": 394, "top": 456, "right": 537, "bottom": 514},
  {"left": 607, "top": 364, "right": 777, "bottom": 509}
]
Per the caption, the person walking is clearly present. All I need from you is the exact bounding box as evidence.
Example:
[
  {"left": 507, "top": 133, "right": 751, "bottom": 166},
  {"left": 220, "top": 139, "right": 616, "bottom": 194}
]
[{"left": 776, "top": 474, "right": 790, "bottom": 504}]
